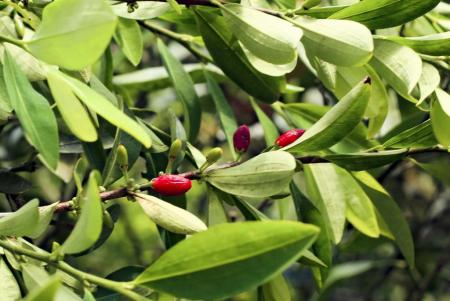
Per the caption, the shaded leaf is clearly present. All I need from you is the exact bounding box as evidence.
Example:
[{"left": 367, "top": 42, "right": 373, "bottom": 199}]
[
  {"left": 114, "top": 18, "right": 143, "bottom": 66},
  {"left": 353, "top": 171, "right": 415, "bottom": 268},
  {"left": 330, "top": 0, "right": 440, "bottom": 29},
  {"left": 382, "top": 120, "right": 437, "bottom": 149},
  {"left": 249, "top": 98, "right": 279, "bottom": 147},
  {"left": 323, "top": 149, "right": 408, "bottom": 171},
  {"left": 431, "top": 89, "right": 450, "bottom": 147},
  {"left": 2, "top": 51, "right": 59, "bottom": 169},
  {"left": 157, "top": 39, "right": 202, "bottom": 142},
  {"left": 204, "top": 70, "right": 238, "bottom": 157},
  {"left": 47, "top": 69, "right": 98, "bottom": 142},
  {"left": 61, "top": 172, "right": 103, "bottom": 254},
  {"left": 194, "top": 8, "right": 283, "bottom": 103},
  {"left": 382, "top": 32, "right": 450, "bottom": 56},
  {"left": 284, "top": 79, "right": 371, "bottom": 152}
]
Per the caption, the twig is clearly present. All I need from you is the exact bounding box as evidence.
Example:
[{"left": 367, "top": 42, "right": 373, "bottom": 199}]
[
  {"left": 138, "top": 21, "right": 213, "bottom": 63},
  {"left": 0, "top": 239, "right": 150, "bottom": 301}
]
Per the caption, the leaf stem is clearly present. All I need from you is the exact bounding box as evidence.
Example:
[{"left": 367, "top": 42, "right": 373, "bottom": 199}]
[{"left": 0, "top": 239, "right": 150, "bottom": 301}]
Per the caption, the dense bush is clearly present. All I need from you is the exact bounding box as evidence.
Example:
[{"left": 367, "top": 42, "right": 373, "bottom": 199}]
[{"left": 0, "top": 0, "right": 449, "bottom": 300}]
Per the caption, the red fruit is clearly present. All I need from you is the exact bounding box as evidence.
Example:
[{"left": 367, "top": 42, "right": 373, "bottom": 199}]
[
  {"left": 275, "top": 129, "right": 305, "bottom": 147},
  {"left": 233, "top": 124, "right": 251, "bottom": 153},
  {"left": 151, "top": 175, "right": 192, "bottom": 196}
]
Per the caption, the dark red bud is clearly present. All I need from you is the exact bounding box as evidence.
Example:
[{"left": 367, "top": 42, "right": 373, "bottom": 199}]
[
  {"left": 233, "top": 125, "right": 251, "bottom": 153},
  {"left": 151, "top": 175, "right": 192, "bottom": 196},
  {"left": 275, "top": 129, "right": 305, "bottom": 147}
]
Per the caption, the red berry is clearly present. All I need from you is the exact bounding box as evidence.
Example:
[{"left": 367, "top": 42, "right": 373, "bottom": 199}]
[
  {"left": 151, "top": 175, "right": 192, "bottom": 196},
  {"left": 233, "top": 125, "right": 251, "bottom": 153},
  {"left": 275, "top": 129, "right": 305, "bottom": 147}
]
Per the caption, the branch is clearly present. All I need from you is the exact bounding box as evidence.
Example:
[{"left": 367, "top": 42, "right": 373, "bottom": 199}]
[
  {"left": 0, "top": 239, "right": 150, "bottom": 301},
  {"left": 34, "top": 146, "right": 450, "bottom": 213},
  {"left": 138, "top": 21, "right": 213, "bottom": 63}
]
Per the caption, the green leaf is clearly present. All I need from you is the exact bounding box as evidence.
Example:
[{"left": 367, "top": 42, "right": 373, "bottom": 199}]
[
  {"left": 366, "top": 65, "right": 389, "bottom": 138},
  {"left": 113, "top": 63, "right": 224, "bottom": 91},
  {"left": 323, "top": 149, "right": 408, "bottom": 171},
  {"left": 353, "top": 171, "right": 415, "bottom": 268},
  {"left": 431, "top": 89, "right": 450, "bottom": 147},
  {"left": 329, "top": 0, "right": 440, "bottom": 29},
  {"left": 416, "top": 63, "right": 441, "bottom": 105},
  {"left": 2, "top": 51, "right": 59, "bottom": 169},
  {"left": 26, "top": 0, "right": 117, "bottom": 70},
  {"left": 340, "top": 173, "right": 380, "bottom": 238},
  {"left": 110, "top": 1, "right": 170, "bottom": 20},
  {"left": 221, "top": 4, "right": 302, "bottom": 65},
  {"left": 381, "top": 32, "right": 450, "bottom": 56},
  {"left": 383, "top": 120, "right": 437, "bottom": 149},
  {"left": 249, "top": 98, "right": 279, "bottom": 147},
  {"left": 293, "top": 17, "right": 373, "bottom": 66},
  {"left": 297, "top": 5, "right": 347, "bottom": 18},
  {"left": 304, "top": 163, "right": 346, "bottom": 244},
  {"left": 157, "top": 39, "right": 202, "bottom": 142},
  {"left": 0, "top": 199, "right": 39, "bottom": 237},
  {"left": 290, "top": 181, "right": 331, "bottom": 286},
  {"left": 206, "top": 151, "right": 296, "bottom": 198},
  {"left": 29, "top": 203, "right": 59, "bottom": 239},
  {"left": 284, "top": 79, "right": 371, "bottom": 152},
  {"left": 369, "top": 39, "right": 422, "bottom": 97},
  {"left": 206, "top": 185, "right": 228, "bottom": 226},
  {"left": 21, "top": 263, "right": 82, "bottom": 301},
  {"left": 135, "top": 221, "right": 319, "bottom": 300},
  {"left": 52, "top": 71, "right": 151, "bottom": 148},
  {"left": 47, "top": 69, "right": 98, "bottom": 142},
  {"left": 298, "top": 250, "right": 327, "bottom": 268},
  {"left": 24, "top": 276, "right": 61, "bottom": 301},
  {"left": 260, "top": 274, "right": 291, "bottom": 301},
  {"left": 133, "top": 192, "right": 207, "bottom": 235},
  {"left": 0, "top": 257, "right": 21, "bottom": 301},
  {"left": 241, "top": 44, "right": 298, "bottom": 76},
  {"left": 204, "top": 70, "right": 238, "bottom": 158},
  {"left": 61, "top": 172, "right": 103, "bottom": 254},
  {"left": 194, "top": 8, "right": 283, "bottom": 103},
  {"left": 114, "top": 18, "right": 143, "bottom": 66},
  {"left": 282, "top": 102, "right": 378, "bottom": 152}
]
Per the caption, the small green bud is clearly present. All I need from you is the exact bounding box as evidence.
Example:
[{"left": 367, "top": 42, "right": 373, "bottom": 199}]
[
  {"left": 205, "top": 147, "right": 223, "bottom": 165},
  {"left": 169, "top": 139, "right": 182, "bottom": 160},
  {"left": 117, "top": 144, "right": 128, "bottom": 168},
  {"left": 13, "top": 14, "right": 25, "bottom": 38}
]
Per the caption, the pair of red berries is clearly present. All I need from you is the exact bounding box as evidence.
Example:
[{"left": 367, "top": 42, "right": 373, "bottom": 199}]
[{"left": 152, "top": 127, "right": 305, "bottom": 196}]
